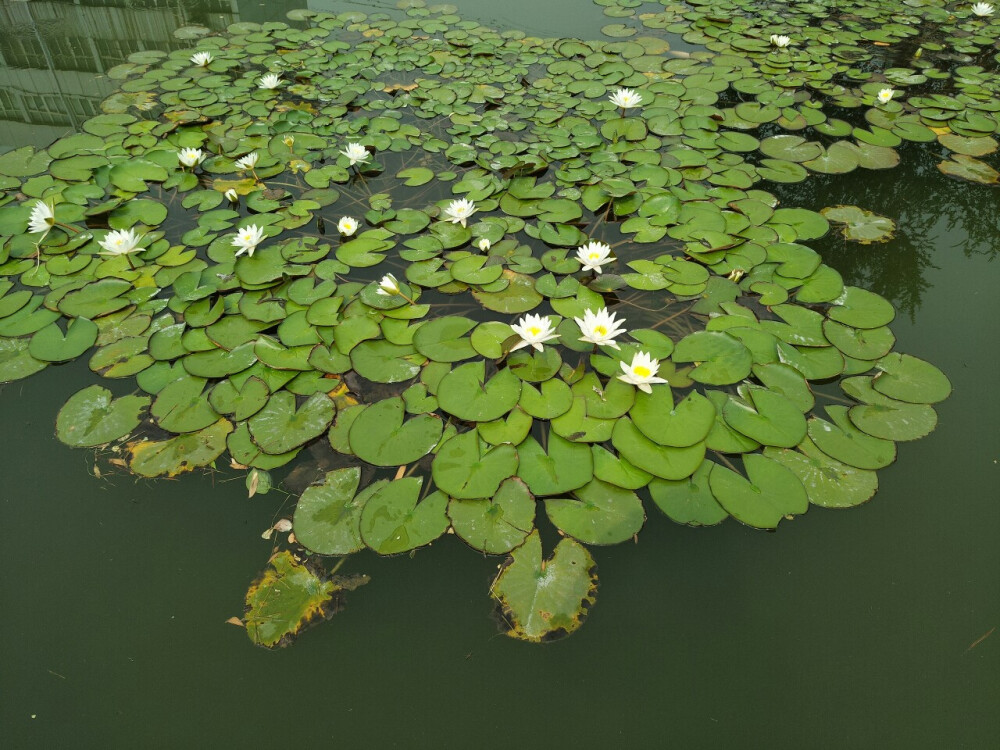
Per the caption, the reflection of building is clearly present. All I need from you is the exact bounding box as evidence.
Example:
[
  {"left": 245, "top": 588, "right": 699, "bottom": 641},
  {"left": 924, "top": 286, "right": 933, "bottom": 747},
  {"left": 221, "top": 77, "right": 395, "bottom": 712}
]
[{"left": 0, "top": 0, "right": 241, "bottom": 150}]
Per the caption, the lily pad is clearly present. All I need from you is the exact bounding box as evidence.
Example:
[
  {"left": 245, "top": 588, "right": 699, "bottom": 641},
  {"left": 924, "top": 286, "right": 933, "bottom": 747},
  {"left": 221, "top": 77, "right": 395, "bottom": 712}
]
[
  {"left": 348, "top": 396, "right": 442, "bottom": 466},
  {"left": 820, "top": 205, "right": 895, "bottom": 244},
  {"left": 708, "top": 453, "right": 808, "bottom": 530},
  {"left": 360, "top": 479, "right": 450, "bottom": 555},
  {"left": 491, "top": 531, "right": 597, "bottom": 643},
  {"left": 448, "top": 477, "right": 535, "bottom": 554},
  {"left": 56, "top": 385, "right": 149, "bottom": 447}
]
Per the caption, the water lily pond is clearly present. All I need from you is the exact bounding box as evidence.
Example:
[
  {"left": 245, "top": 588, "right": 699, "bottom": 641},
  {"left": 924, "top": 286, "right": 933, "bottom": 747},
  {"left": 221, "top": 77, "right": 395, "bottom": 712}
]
[{"left": 1, "top": 0, "right": 998, "bottom": 746}]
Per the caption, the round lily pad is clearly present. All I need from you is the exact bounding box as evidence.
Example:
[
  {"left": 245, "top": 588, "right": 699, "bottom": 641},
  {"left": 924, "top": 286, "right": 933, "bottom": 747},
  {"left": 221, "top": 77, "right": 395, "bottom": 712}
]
[
  {"left": 348, "top": 396, "right": 442, "bottom": 466},
  {"left": 448, "top": 477, "right": 535, "bottom": 554},
  {"left": 491, "top": 531, "right": 597, "bottom": 643},
  {"left": 293, "top": 467, "right": 366, "bottom": 555},
  {"left": 359, "top": 479, "right": 450, "bottom": 555},
  {"left": 708, "top": 453, "right": 808, "bottom": 530},
  {"left": 56, "top": 384, "right": 150, "bottom": 447}
]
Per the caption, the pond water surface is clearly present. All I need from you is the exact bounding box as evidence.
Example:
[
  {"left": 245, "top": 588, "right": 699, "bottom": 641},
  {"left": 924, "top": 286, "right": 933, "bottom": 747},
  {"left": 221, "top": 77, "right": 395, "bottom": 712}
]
[{"left": 1, "top": 1, "right": 998, "bottom": 748}]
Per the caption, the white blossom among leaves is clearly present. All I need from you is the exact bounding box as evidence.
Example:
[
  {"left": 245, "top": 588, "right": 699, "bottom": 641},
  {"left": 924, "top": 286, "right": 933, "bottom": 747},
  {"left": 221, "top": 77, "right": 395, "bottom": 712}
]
[
  {"left": 99, "top": 228, "right": 142, "bottom": 256},
  {"left": 234, "top": 152, "right": 258, "bottom": 170},
  {"left": 576, "top": 241, "right": 612, "bottom": 273},
  {"left": 575, "top": 307, "right": 627, "bottom": 349},
  {"left": 340, "top": 143, "right": 369, "bottom": 166},
  {"left": 338, "top": 216, "right": 359, "bottom": 236},
  {"left": 510, "top": 313, "right": 559, "bottom": 352},
  {"left": 376, "top": 273, "right": 401, "bottom": 296},
  {"left": 177, "top": 148, "right": 204, "bottom": 168},
  {"left": 618, "top": 351, "right": 668, "bottom": 393},
  {"left": 190, "top": 52, "right": 213, "bottom": 66},
  {"left": 231, "top": 224, "right": 265, "bottom": 258},
  {"left": 27, "top": 200, "right": 54, "bottom": 235},
  {"left": 609, "top": 88, "right": 642, "bottom": 110},
  {"left": 443, "top": 198, "right": 476, "bottom": 227},
  {"left": 257, "top": 73, "right": 281, "bottom": 90}
]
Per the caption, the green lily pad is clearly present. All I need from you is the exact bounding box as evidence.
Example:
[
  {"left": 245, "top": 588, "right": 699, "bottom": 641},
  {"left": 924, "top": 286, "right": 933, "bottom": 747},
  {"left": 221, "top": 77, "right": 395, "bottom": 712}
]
[
  {"left": 348, "top": 396, "right": 442, "bottom": 466},
  {"left": 764, "top": 439, "right": 878, "bottom": 509},
  {"left": 820, "top": 205, "right": 895, "bottom": 243},
  {"left": 293, "top": 467, "right": 366, "bottom": 556},
  {"left": 360, "top": 478, "right": 450, "bottom": 555},
  {"left": 648, "top": 461, "right": 727, "bottom": 527},
  {"left": 629, "top": 387, "right": 715, "bottom": 447},
  {"left": 516, "top": 433, "right": 593, "bottom": 496},
  {"left": 248, "top": 391, "right": 335, "bottom": 454},
  {"left": 0, "top": 337, "right": 48, "bottom": 383},
  {"left": 611, "top": 418, "right": 705, "bottom": 480},
  {"left": 873, "top": 353, "right": 951, "bottom": 404},
  {"left": 432, "top": 429, "right": 518, "bottom": 499},
  {"left": 28, "top": 317, "right": 99, "bottom": 362},
  {"left": 437, "top": 360, "right": 522, "bottom": 422},
  {"left": 722, "top": 386, "right": 807, "bottom": 448},
  {"left": 545, "top": 478, "right": 645, "bottom": 545},
  {"left": 412, "top": 316, "right": 478, "bottom": 362},
  {"left": 844, "top": 377, "right": 938, "bottom": 442},
  {"left": 448, "top": 477, "right": 536, "bottom": 554},
  {"left": 808, "top": 405, "right": 896, "bottom": 470},
  {"left": 55, "top": 384, "right": 149, "bottom": 447},
  {"left": 129, "top": 418, "right": 233, "bottom": 477},
  {"left": 491, "top": 531, "right": 597, "bottom": 643},
  {"left": 673, "top": 330, "right": 753, "bottom": 385},
  {"left": 708, "top": 453, "right": 808, "bottom": 530}
]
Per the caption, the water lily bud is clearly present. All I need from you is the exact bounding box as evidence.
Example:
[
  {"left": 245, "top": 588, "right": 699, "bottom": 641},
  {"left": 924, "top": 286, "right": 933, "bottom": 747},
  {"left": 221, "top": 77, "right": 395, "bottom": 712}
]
[
  {"left": 478, "top": 238, "right": 491, "bottom": 251},
  {"left": 225, "top": 188, "right": 239, "bottom": 202},
  {"left": 283, "top": 135, "right": 295, "bottom": 148}
]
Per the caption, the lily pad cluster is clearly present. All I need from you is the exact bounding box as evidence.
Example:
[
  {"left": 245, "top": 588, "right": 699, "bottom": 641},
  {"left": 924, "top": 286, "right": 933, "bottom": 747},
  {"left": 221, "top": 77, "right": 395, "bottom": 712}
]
[{"left": 0, "top": 0, "right": 965, "bottom": 645}]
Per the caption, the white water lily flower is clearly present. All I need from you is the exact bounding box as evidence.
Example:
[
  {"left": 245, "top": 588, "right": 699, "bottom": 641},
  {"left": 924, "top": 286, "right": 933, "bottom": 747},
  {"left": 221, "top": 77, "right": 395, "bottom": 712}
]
[
  {"left": 338, "top": 216, "right": 359, "bottom": 236},
  {"left": 99, "top": 228, "right": 142, "bottom": 256},
  {"left": 478, "top": 238, "right": 491, "bottom": 251},
  {"left": 234, "top": 152, "right": 258, "bottom": 170},
  {"left": 510, "top": 313, "right": 560, "bottom": 353},
  {"left": 283, "top": 134, "right": 295, "bottom": 148},
  {"left": 618, "top": 351, "right": 669, "bottom": 394},
  {"left": 876, "top": 88, "right": 894, "bottom": 104},
  {"left": 443, "top": 198, "right": 476, "bottom": 227},
  {"left": 177, "top": 148, "right": 204, "bottom": 168},
  {"left": 575, "top": 307, "right": 627, "bottom": 350},
  {"left": 190, "top": 51, "right": 213, "bottom": 67},
  {"left": 376, "top": 273, "right": 401, "bottom": 296},
  {"left": 971, "top": 3, "right": 994, "bottom": 16},
  {"left": 770, "top": 34, "right": 791, "bottom": 48},
  {"left": 340, "top": 142, "right": 369, "bottom": 166},
  {"left": 258, "top": 73, "right": 281, "bottom": 90},
  {"left": 225, "top": 188, "right": 239, "bottom": 202},
  {"left": 576, "top": 241, "right": 612, "bottom": 274},
  {"left": 28, "top": 200, "right": 54, "bottom": 234},
  {"left": 231, "top": 224, "right": 265, "bottom": 257},
  {"left": 609, "top": 87, "right": 642, "bottom": 109}
]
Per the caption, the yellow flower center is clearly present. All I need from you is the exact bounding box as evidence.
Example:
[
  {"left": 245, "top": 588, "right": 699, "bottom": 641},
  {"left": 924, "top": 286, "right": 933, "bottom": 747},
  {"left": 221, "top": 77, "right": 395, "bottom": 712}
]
[
  {"left": 593, "top": 325, "right": 607, "bottom": 336},
  {"left": 588, "top": 252, "right": 600, "bottom": 260},
  {"left": 633, "top": 365, "right": 651, "bottom": 378},
  {"left": 528, "top": 326, "right": 540, "bottom": 336}
]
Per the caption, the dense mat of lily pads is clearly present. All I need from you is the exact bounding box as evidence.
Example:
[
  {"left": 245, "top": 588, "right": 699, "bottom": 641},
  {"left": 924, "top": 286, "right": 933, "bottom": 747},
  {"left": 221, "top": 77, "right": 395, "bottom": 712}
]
[{"left": 1, "top": 0, "right": 984, "bottom": 645}]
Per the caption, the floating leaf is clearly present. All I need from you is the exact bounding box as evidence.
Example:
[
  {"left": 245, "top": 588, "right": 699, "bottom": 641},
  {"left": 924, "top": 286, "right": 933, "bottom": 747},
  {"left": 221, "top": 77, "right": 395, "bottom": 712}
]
[
  {"left": 56, "top": 385, "right": 149, "bottom": 447},
  {"left": 491, "top": 531, "right": 597, "bottom": 643},
  {"left": 820, "top": 205, "right": 895, "bottom": 243}
]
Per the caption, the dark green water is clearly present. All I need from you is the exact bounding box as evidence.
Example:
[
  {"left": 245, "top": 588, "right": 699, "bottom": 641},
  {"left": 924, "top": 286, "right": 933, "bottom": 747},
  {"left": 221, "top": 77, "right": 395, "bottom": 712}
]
[{"left": 1, "top": 2, "right": 998, "bottom": 747}]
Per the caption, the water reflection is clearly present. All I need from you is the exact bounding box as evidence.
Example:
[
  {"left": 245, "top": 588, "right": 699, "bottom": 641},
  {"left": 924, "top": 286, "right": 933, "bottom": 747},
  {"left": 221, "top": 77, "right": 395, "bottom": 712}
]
[
  {"left": 0, "top": 1, "right": 247, "bottom": 149},
  {"left": 771, "top": 147, "right": 1000, "bottom": 320}
]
